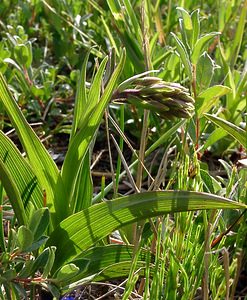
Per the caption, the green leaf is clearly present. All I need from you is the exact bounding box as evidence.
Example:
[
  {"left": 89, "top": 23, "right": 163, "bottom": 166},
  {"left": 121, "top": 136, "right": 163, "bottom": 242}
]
[
  {"left": 17, "top": 226, "right": 34, "bottom": 251},
  {"left": 196, "top": 85, "right": 232, "bottom": 116},
  {"left": 204, "top": 113, "right": 246, "bottom": 147},
  {"left": 201, "top": 127, "right": 227, "bottom": 151},
  {"left": 48, "top": 191, "right": 246, "bottom": 270},
  {"left": 61, "top": 50, "right": 126, "bottom": 205},
  {"left": 0, "top": 160, "right": 27, "bottom": 225},
  {"left": 177, "top": 7, "right": 193, "bottom": 47},
  {"left": 14, "top": 42, "right": 32, "bottom": 68},
  {"left": 72, "top": 153, "right": 93, "bottom": 212},
  {"left": 54, "top": 264, "right": 79, "bottom": 284},
  {"left": 30, "top": 247, "right": 50, "bottom": 275},
  {"left": 122, "top": 0, "right": 142, "bottom": 40},
  {"left": 200, "top": 169, "right": 221, "bottom": 194},
  {"left": 86, "top": 56, "right": 108, "bottom": 120},
  {"left": 170, "top": 32, "right": 192, "bottom": 81},
  {"left": 25, "top": 236, "right": 48, "bottom": 252},
  {"left": 70, "top": 51, "right": 90, "bottom": 138},
  {"left": 62, "top": 245, "right": 149, "bottom": 289},
  {"left": 0, "top": 131, "right": 43, "bottom": 212},
  {"left": 230, "top": 2, "right": 247, "bottom": 67},
  {"left": 196, "top": 52, "right": 214, "bottom": 94},
  {"left": 191, "top": 9, "right": 200, "bottom": 47},
  {"left": 106, "top": 0, "right": 144, "bottom": 72},
  {"left": 191, "top": 32, "right": 220, "bottom": 64},
  {"left": 43, "top": 246, "right": 56, "bottom": 278},
  {"left": 0, "top": 73, "right": 68, "bottom": 226},
  {"left": 28, "top": 208, "right": 50, "bottom": 241}
]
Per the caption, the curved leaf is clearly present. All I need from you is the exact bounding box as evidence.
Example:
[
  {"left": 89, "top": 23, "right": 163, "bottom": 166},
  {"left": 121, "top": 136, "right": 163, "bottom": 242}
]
[
  {"left": 0, "top": 160, "right": 27, "bottom": 225},
  {"left": 204, "top": 113, "right": 246, "bottom": 147},
  {"left": 0, "top": 131, "right": 43, "bottom": 212},
  {"left": 47, "top": 190, "right": 246, "bottom": 270}
]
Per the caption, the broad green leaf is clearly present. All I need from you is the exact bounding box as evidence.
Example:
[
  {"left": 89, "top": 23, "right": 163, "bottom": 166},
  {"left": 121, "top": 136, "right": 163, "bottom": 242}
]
[
  {"left": 205, "top": 113, "right": 246, "bottom": 147},
  {"left": 18, "top": 260, "right": 35, "bottom": 279},
  {"left": 170, "top": 32, "right": 192, "bottom": 81},
  {"left": 61, "top": 50, "right": 126, "bottom": 204},
  {"left": 196, "top": 85, "right": 232, "bottom": 116},
  {"left": 196, "top": 52, "right": 214, "bottom": 94},
  {"left": 25, "top": 236, "right": 49, "bottom": 252},
  {"left": 28, "top": 208, "right": 50, "bottom": 241},
  {"left": 0, "top": 73, "right": 68, "bottom": 226},
  {"left": 0, "top": 131, "right": 43, "bottom": 212},
  {"left": 17, "top": 226, "right": 33, "bottom": 251},
  {"left": 48, "top": 191, "right": 246, "bottom": 270},
  {"left": 0, "top": 160, "right": 27, "bottom": 225},
  {"left": 191, "top": 32, "right": 220, "bottom": 64}
]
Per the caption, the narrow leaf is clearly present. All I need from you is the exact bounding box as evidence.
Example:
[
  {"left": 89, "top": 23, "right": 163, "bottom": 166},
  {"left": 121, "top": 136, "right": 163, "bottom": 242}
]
[
  {"left": 170, "top": 32, "right": 192, "bottom": 81},
  {"left": 191, "top": 9, "right": 200, "bottom": 47},
  {"left": 0, "top": 160, "right": 27, "bottom": 225},
  {"left": 205, "top": 113, "right": 246, "bottom": 147},
  {"left": 70, "top": 51, "right": 90, "bottom": 138}
]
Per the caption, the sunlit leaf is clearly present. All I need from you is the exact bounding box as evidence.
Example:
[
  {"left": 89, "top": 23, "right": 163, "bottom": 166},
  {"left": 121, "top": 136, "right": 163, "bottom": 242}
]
[
  {"left": 205, "top": 113, "right": 246, "bottom": 147},
  {"left": 48, "top": 190, "right": 246, "bottom": 270}
]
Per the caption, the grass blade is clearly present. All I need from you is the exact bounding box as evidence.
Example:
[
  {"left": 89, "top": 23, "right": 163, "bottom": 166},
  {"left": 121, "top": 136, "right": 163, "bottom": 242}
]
[{"left": 204, "top": 113, "right": 246, "bottom": 147}]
